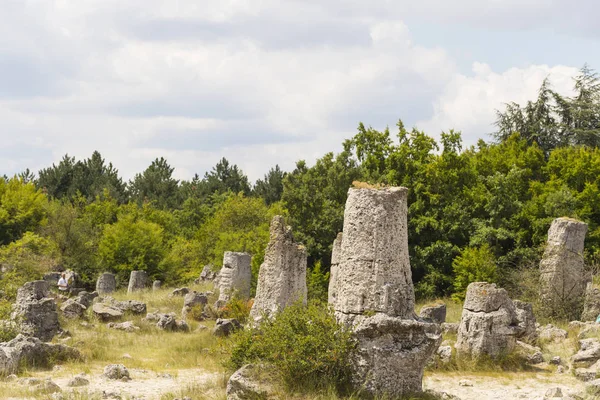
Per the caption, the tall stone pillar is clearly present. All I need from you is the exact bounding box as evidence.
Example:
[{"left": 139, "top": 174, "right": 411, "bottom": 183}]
[
  {"left": 327, "top": 232, "right": 343, "bottom": 305},
  {"left": 217, "top": 252, "right": 252, "bottom": 306},
  {"left": 96, "top": 273, "right": 116, "bottom": 295},
  {"left": 539, "top": 217, "right": 587, "bottom": 317},
  {"left": 127, "top": 270, "right": 148, "bottom": 293},
  {"left": 249, "top": 216, "right": 307, "bottom": 322},
  {"left": 333, "top": 187, "right": 441, "bottom": 397}
]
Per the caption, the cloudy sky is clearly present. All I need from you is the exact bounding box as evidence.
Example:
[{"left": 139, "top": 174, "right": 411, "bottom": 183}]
[{"left": 1, "top": 1, "right": 598, "bottom": 182}]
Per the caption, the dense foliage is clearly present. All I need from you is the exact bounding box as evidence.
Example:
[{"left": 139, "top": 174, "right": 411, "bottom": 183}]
[{"left": 1, "top": 66, "right": 600, "bottom": 302}]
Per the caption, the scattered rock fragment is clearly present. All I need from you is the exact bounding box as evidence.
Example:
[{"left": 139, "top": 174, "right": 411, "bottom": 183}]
[
  {"left": 213, "top": 318, "right": 242, "bottom": 337},
  {"left": 67, "top": 373, "right": 90, "bottom": 387},
  {"left": 108, "top": 321, "right": 140, "bottom": 333},
  {"left": 419, "top": 303, "right": 447, "bottom": 324},
  {"left": 92, "top": 303, "right": 124, "bottom": 322},
  {"left": 103, "top": 364, "right": 131, "bottom": 381}
]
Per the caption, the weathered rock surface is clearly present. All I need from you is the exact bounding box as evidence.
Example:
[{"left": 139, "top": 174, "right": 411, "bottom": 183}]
[
  {"left": 226, "top": 364, "right": 275, "bottom": 400},
  {"left": 442, "top": 322, "right": 459, "bottom": 334},
  {"left": 103, "top": 364, "right": 130, "bottom": 380},
  {"left": 513, "top": 300, "right": 538, "bottom": 343},
  {"left": 74, "top": 291, "right": 98, "bottom": 308},
  {"left": 327, "top": 232, "right": 343, "bottom": 305},
  {"left": 572, "top": 339, "right": 600, "bottom": 368},
  {"left": 147, "top": 312, "right": 190, "bottom": 332},
  {"left": 582, "top": 283, "right": 600, "bottom": 322},
  {"left": 96, "top": 273, "right": 116, "bottom": 295},
  {"left": 250, "top": 215, "right": 307, "bottom": 321},
  {"left": 111, "top": 299, "right": 147, "bottom": 315},
  {"left": 539, "top": 324, "right": 568, "bottom": 343},
  {"left": 182, "top": 291, "right": 208, "bottom": 319},
  {"left": 199, "top": 264, "right": 217, "bottom": 282},
  {"left": 420, "top": 303, "right": 447, "bottom": 324},
  {"left": 217, "top": 252, "right": 252, "bottom": 307},
  {"left": 333, "top": 187, "right": 415, "bottom": 325},
  {"left": 127, "top": 270, "right": 148, "bottom": 293},
  {"left": 170, "top": 287, "right": 190, "bottom": 297},
  {"left": 331, "top": 187, "right": 441, "bottom": 398},
  {"left": 539, "top": 218, "right": 587, "bottom": 316},
  {"left": 67, "top": 373, "right": 90, "bottom": 387},
  {"left": 10, "top": 280, "right": 60, "bottom": 341},
  {"left": 60, "top": 299, "right": 87, "bottom": 319},
  {"left": 92, "top": 303, "right": 124, "bottom": 322},
  {"left": 213, "top": 318, "right": 242, "bottom": 337},
  {"left": 108, "top": 321, "right": 140, "bottom": 333},
  {"left": 455, "top": 282, "right": 521, "bottom": 359},
  {"left": 152, "top": 280, "right": 162, "bottom": 291},
  {"left": 0, "top": 334, "right": 81, "bottom": 375},
  {"left": 352, "top": 314, "right": 441, "bottom": 395}
]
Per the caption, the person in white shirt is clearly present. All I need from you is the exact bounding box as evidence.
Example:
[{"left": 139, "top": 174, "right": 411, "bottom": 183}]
[{"left": 57, "top": 273, "right": 68, "bottom": 292}]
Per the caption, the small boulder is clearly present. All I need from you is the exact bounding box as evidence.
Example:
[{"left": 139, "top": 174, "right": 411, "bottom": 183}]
[
  {"left": 67, "top": 373, "right": 90, "bottom": 387},
  {"left": 544, "top": 388, "right": 563, "bottom": 398},
  {"left": 74, "top": 291, "right": 98, "bottom": 308},
  {"left": 226, "top": 364, "right": 274, "bottom": 400},
  {"left": 92, "top": 303, "right": 123, "bottom": 322},
  {"left": 572, "top": 339, "right": 600, "bottom": 368},
  {"left": 213, "top": 318, "right": 242, "bottom": 337},
  {"left": 182, "top": 291, "right": 208, "bottom": 319},
  {"left": 539, "top": 324, "right": 568, "bottom": 343},
  {"left": 60, "top": 299, "right": 87, "bottom": 319},
  {"left": 170, "top": 287, "right": 190, "bottom": 297},
  {"left": 437, "top": 346, "right": 452, "bottom": 364},
  {"left": 108, "top": 321, "right": 140, "bottom": 333},
  {"left": 153, "top": 280, "right": 162, "bottom": 291},
  {"left": 441, "top": 322, "right": 459, "bottom": 334},
  {"left": 103, "top": 364, "right": 131, "bottom": 381}
]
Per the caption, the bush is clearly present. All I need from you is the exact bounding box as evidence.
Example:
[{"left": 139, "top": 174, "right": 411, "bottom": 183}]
[
  {"left": 220, "top": 297, "right": 253, "bottom": 324},
  {"left": 227, "top": 301, "right": 356, "bottom": 392},
  {"left": 452, "top": 245, "right": 498, "bottom": 301}
]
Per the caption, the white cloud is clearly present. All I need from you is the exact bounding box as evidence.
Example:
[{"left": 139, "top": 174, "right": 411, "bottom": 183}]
[{"left": 0, "top": 0, "right": 593, "bottom": 182}]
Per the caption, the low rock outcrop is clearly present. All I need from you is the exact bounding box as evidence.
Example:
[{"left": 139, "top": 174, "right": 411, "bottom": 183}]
[
  {"left": 170, "top": 287, "right": 190, "bottom": 297},
  {"left": 103, "top": 364, "right": 131, "bottom": 380},
  {"left": 145, "top": 312, "right": 189, "bottom": 332},
  {"left": 108, "top": 321, "right": 140, "bottom": 333},
  {"left": 0, "top": 334, "right": 81, "bottom": 375},
  {"left": 226, "top": 364, "right": 275, "bottom": 400},
  {"left": 92, "top": 303, "right": 123, "bottom": 322},
  {"left": 61, "top": 299, "right": 87, "bottom": 319}
]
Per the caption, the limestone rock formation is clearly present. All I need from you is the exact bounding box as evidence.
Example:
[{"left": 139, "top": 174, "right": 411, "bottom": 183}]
[
  {"left": 61, "top": 299, "right": 87, "bottom": 319},
  {"left": 249, "top": 216, "right": 307, "bottom": 321},
  {"left": 75, "top": 291, "right": 98, "bottom": 308},
  {"left": 96, "top": 273, "right": 116, "bottom": 295},
  {"left": 198, "top": 264, "right": 217, "bottom": 282},
  {"left": 182, "top": 291, "right": 208, "bottom": 319},
  {"left": 153, "top": 280, "right": 162, "bottom": 291},
  {"left": 539, "top": 218, "right": 588, "bottom": 317},
  {"left": 103, "top": 364, "right": 130, "bottom": 380},
  {"left": 92, "top": 303, "right": 124, "bottom": 322},
  {"left": 146, "top": 312, "right": 189, "bottom": 332},
  {"left": 455, "top": 282, "right": 521, "bottom": 359},
  {"left": 217, "top": 252, "right": 252, "bottom": 306},
  {"left": 108, "top": 321, "right": 140, "bottom": 333},
  {"left": 327, "top": 232, "right": 343, "bottom": 305},
  {"left": 332, "top": 187, "right": 441, "bottom": 398},
  {"left": 582, "top": 283, "right": 600, "bottom": 322},
  {"left": 0, "top": 334, "right": 81, "bottom": 375},
  {"left": 333, "top": 187, "right": 415, "bottom": 325},
  {"left": 538, "top": 324, "right": 568, "bottom": 343},
  {"left": 67, "top": 374, "right": 90, "bottom": 387},
  {"left": 213, "top": 318, "right": 242, "bottom": 337},
  {"left": 514, "top": 300, "right": 538, "bottom": 343},
  {"left": 10, "top": 281, "right": 60, "bottom": 341},
  {"left": 419, "top": 303, "right": 447, "bottom": 324},
  {"left": 127, "top": 270, "right": 148, "bottom": 293},
  {"left": 226, "top": 364, "right": 275, "bottom": 400},
  {"left": 170, "top": 287, "right": 190, "bottom": 297},
  {"left": 352, "top": 314, "right": 441, "bottom": 395}
]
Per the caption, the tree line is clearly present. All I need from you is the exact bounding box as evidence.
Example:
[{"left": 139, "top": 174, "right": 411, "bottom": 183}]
[{"left": 1, "top": 65, "right": 599, "bottom": 311}]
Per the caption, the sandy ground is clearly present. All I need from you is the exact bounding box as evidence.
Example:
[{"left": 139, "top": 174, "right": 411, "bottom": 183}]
[
  {"left": 424, "top": 371, "right": 586, "bottom": 400},
  {"left": 6, "top": 368, "right": 221, "bottom": 400}
]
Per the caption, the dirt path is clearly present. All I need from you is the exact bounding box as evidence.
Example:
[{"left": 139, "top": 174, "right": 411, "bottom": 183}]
[{"left": 424, "top": 371, "right": 585, "bottom": 399}]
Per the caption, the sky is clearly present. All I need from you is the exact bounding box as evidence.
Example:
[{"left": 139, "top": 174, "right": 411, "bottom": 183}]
[{"left": 1, "top": 1, "right": 598, "bottom": 182}]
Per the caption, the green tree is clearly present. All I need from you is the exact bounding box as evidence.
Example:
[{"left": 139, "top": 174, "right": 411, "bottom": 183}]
[
  {"left": 253, "top": 165, "right": 285, "bottom": 205},
  {"left": 0, "top": 177, "right": 47, "bottom": 245},
  {"left": 128, "top": 157, "right": 180, "bottom": 209},
  {"left": 452, "top": 245, "right": 498, "bottom": 300}
]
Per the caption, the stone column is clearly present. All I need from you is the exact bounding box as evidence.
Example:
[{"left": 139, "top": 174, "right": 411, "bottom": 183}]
[
  {"left": 152, "top": 280, "right": 162, "bottom": 291},
  {"left": 539, "top": 217, "right": 587, "bottom": 317},
  {"left": 249, "top": 216, "right": 307, "bottom": 321},
  {"left": 217, "top": 252, "right": 252, "bottom": 306},
  {"left": 327, "top": 232, "right": 343, "bottom": 305},
  {"left": 10, "top": 280, "right": 60, "bottom": 341},
  {"left": 127, "top": 270, "right": 148, "bottom": 293},
  {"left": 96, "top": 273, "right": 116, "bottom": 295},
  {"left": 333, "top": 187, "right": 441, "bottom": 397}
]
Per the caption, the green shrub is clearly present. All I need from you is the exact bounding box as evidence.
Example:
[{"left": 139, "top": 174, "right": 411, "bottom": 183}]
[
  {"left": 452, "top": 245, "right": 498, "bottom": 301},
  {"left": 220, "top": 297, "right": 253, "bottom": 324},
  {"left": 227, "top": 301, "right": 356, "bottom": 392},
  {"left": 307, "top": 261, "right": 330, "bottom": 302}
]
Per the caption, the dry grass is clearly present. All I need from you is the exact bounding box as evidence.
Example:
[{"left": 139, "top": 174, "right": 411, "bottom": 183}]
[
  {"left": 351, "top": 181, "right": 388, "bottom": 190},
  {"left": 415, "top": 298, "right": 463, "bottom": 323}
]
